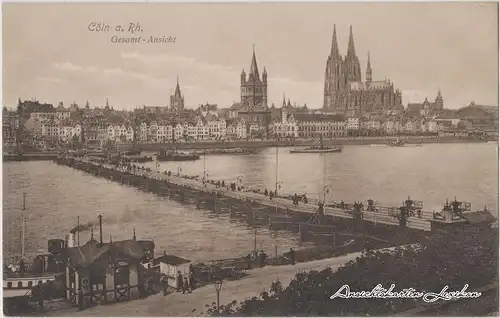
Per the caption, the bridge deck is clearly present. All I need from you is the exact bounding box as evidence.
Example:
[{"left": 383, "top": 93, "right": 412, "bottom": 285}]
[{"left": 79, "top": 157, "right": 433, "bottom": 231}]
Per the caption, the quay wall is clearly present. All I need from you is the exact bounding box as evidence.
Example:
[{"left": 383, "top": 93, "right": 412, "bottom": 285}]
[
  {"left": 53, "top": 157, "right": 428, "bottom": 247},
  {"left": 3, "top": 154, "right": 58, "bottom": 162},
  {"left": 116, "top": 136, "right": 489, "bottom": 151}
]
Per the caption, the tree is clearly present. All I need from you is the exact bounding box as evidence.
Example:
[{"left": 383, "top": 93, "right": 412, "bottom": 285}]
[{"left": 204, "top": 225, "right": 498, "bottom": 316}]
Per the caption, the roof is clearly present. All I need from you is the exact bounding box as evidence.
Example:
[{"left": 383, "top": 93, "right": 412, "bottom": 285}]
[
  {"left": 361, "top": 80, "right": 392, "bottom": 90},
  {"left": 155, "top": 254, "right": 191, "bottom": 266},
  {"left": 204, "top": 113, "right": 218, "bottom": 122},
  {"left": 230, "top": 102, "right": 243, "bottom": 110},
  {"left": 457, "top": 104, "right": 499, "bottom": 117},
  {"left": 407, "top": 103, "right": 423, "bottom": 111},
  {"left": 67, "top": 239, "right": 153, "bottom": 269},
  {"left": 461, "top": 210, "right": 496, "bottom": 225},
  {"left": 294, "top": 113, "right": 345, "bottom": 122}
]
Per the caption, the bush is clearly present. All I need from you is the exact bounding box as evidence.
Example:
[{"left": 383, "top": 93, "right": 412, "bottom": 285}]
[{"left": 204, "top": 225, "right": 498, "bottom": 316}]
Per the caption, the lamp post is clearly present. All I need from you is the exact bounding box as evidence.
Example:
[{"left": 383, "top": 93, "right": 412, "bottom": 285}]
[
  {"left": 214, "top": 279, "right": 223, "bottom": 316},
  {"left": 323, "top": 184, "right": 332, "bottom": 206}
]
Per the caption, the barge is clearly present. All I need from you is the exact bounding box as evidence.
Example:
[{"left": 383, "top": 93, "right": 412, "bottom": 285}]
[{"left": 156, "top": 149, "right": 200, "bottom": 162}]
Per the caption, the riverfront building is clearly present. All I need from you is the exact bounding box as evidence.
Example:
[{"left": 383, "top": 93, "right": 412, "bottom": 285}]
[
  {"left": 407, "top": 91, "right": 444, "bottom": 117},
  {"left": 323, "top": 26, "right": 403, "bottom": 115}
]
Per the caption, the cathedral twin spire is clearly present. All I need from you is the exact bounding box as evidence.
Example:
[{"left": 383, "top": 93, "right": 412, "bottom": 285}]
[{"left": 329, "top": 25, "right": 371, "bottom": 83}]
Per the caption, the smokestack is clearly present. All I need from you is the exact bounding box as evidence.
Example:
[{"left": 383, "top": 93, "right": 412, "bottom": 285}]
[
  {"left": 98, "top": 214, "right": 103, "bottom": 246},
  {"left": 68, "top": 233, "right": 75, "bottom": 248}
]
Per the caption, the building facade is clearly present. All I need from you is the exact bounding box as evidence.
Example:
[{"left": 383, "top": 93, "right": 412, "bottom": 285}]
[
  {"left": 170, "top": 77, "right": 185, "bottom": 111},
  {"left": 240, "top": 48, "right": 268, "bottom": 108},
  {"left": 407, "top": 91, "right": 444, "bottom": 116},
  {"left": 323, "top": 26, "right": 403, "bottom": 114}
]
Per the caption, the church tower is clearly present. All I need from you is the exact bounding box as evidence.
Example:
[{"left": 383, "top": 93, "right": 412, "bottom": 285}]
[
  {"left": 435, "top": 90, "right": 444, "bottom": 110},
  {"left": 170, "top": 76, "right": 185, "bottom": 111},
  {"left": 323, "top": 25, "right": 345, "bottom": 111},
  {"left": 344, "top": 26, "right": 362, "bottom": 83},
  {"left": 366, "top": 51, "right": 372, "bottom": 83},
  {"left": 240, "top": 46, "right": 268, "bottom": 108}
]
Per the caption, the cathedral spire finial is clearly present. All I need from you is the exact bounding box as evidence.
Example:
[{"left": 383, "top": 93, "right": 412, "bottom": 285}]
[
  {"left": 366, "top": 51, "right": 372, "bottom": 83},
  {"left": 347, "top": 25, "right": 357, "bottom": 58},
  {"left": 249, "top": 46, "right": 260, "bottom": 78},
  {"left": 330, "top": 25, "right": 340, "bottom": 59}
]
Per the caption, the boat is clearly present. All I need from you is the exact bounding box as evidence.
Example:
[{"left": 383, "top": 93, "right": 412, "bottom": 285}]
[
  {"left": 156, "top": 149, "right": 200, "bottom": 162},
  {"left": 3, "top": 193, "right": 63, "bottom": 309},
  {"left": 123, "top": 150, "right": 142, "bottom": 156},
  {"left": 290, "top": 136, "right": 342, "bottom": 153},
  {"left": 201, "top": 148, "right": 259, "bottom": 155},
  {"left": 125, "top": 156, "right": 153, "bottom": 163},
  {"left": 387, "top": 138, "right": 405, "bottom": 147}
]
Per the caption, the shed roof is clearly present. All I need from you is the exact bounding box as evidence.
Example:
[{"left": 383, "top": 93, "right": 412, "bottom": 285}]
[
  {"left": 67, "top": 239, "right": 153, "bottom": 269},
  {"left": 461, "top": 210, "right": 496, "bottom": 225},
  {"left": 155, "top": 254, "right": 191, "bottom": 266}
]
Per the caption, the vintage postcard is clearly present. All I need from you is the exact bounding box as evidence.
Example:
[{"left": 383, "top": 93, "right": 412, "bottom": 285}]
[{"left": 2, "top": 2, "right": 499, "bottom": 317}]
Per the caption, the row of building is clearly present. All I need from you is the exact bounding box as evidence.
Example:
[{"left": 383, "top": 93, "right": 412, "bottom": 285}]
[{"left": 12, "top": 102, "right": 494, "bottom": 146}]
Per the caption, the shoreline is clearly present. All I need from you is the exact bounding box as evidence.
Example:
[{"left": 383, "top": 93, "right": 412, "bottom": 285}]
[
  {"left": 117, "top": 136, "right": 492, "bottom": 151},
  {"left": 2, "top": 137, "right": 494, "bottom": 162}
]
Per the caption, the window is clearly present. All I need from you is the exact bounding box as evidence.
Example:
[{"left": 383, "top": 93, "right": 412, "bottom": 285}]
[
  {"left": 17, "top": 281, "right": 23, "bottom": 288},
  {"left": 28, "top": 281, "right": 33, "bottom": 287}
]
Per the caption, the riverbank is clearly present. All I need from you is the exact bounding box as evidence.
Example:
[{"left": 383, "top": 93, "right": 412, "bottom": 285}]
[
  {"left": 45, "top": 250, "right": 367, "bottom": 317},
  {"left": 117, "top": 136, "right": 491, "bottom": 151},
  {"left": 3, "top": 153, "right": 59, "bottom": 162}
]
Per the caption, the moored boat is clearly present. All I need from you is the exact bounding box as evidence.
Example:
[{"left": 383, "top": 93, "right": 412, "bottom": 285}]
[
  {"left": 387, "top": 138, "right": 405, "bottom": 147},
  {"left": 156, "top": 149, "right": 200, "bottom": 162},
  {"left": 290, "top": 147, "right": 342, "bottom": 153},
  {"left": 123, "top": 155, "right": 153, "bottom": 163},
  {"left": 201, "top": 148, "right": 259, "bottom": 155}
]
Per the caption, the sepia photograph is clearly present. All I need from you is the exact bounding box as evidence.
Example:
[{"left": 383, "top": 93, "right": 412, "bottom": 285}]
[{"left": 2, "top": 2, "right": 499, "bottom": 316}]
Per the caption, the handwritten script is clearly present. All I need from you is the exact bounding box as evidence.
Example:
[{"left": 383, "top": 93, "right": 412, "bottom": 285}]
[
  {"left": 88, "top": 22, "right": 176, "bottom": 44},
  {"left": 330, "top": 284, "right": 482, "bottom": 303}
]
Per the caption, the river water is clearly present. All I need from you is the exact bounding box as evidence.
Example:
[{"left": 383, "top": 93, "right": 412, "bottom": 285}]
[{"left": 3, "top": 143, "right": 498, "bottom": 262}]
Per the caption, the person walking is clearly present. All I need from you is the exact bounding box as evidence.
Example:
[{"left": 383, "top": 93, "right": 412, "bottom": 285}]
[
  {"left": 176, "top": 271, "right": 183, "bottom": 293},
  {"left": 289, "top": 248, "right": 295, "bottom": 265},
  {"left": 183, "top": 276, "right": 191, "bottom": 294}
]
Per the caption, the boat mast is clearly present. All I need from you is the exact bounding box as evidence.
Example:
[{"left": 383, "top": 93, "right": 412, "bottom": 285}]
[
  {"left": 275, "top": 146, "right": 279, "bottom": 195},
  {"left": 323, "top": 154, "right": 327, "bottom": 202},
  {"left": 203, "top": 149, "right": 207, "bottom": 184},
  {"left": 77, "top": 216, "right": 80, "bottom": 247},
  {"left": 21, "top": 192, "right": 27, "bottom": 260}
]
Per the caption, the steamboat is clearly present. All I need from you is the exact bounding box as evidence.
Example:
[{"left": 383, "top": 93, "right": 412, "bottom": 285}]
[
  {"left": 290, "top": 136, "right": 342, "bottom": 153},
  {"left": 386, "top": 138, "right": 422, "bottom": 147}
]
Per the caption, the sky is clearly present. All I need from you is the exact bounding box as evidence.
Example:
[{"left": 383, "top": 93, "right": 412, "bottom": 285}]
[{"left": 2, "top": 2, "right": 498, "bottom": 110}]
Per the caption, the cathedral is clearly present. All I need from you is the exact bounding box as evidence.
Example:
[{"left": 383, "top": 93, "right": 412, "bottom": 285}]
[
  {"left": 240, "top": 47, "right": 268, "bottom": 108},
  {"left": 170, "top": 77, "right": 185, "bottom": 111},
  {"left": 323, "top": 26, "right": 403, "bottom": 114}
]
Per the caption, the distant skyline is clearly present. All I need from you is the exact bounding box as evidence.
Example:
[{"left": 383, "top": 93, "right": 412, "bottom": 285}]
[{"left": 3, "top": 2, "right": 498, "bottom": 110}]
